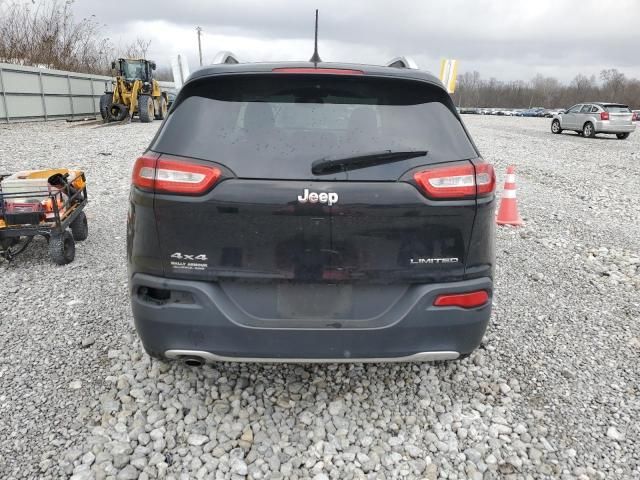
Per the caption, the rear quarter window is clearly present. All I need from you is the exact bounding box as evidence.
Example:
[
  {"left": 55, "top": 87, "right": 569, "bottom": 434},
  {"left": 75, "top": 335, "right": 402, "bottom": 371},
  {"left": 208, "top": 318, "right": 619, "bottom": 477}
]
[
  {"left": 151, "top": 74, "right": 478, "bottom": 181},
  {"left": 604, "top": 105, "right": 631, "bottom": 113}
]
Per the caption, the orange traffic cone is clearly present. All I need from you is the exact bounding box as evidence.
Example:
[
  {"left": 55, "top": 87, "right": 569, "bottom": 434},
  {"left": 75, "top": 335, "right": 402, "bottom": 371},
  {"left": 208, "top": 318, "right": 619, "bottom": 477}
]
[{"left": 496, "top": 165, "right": 523, "bottom": 226}]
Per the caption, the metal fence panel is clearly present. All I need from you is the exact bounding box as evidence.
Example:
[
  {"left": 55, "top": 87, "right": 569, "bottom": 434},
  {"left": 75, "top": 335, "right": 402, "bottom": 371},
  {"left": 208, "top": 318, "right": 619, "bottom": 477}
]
[
  {"left": 0, "top": 70, "right": 4, "bottom": 118},
  {"left": 0, "top": 63, "right": 174, "bottom": 123},
  {"left": 6, "top": 94, "right": 43, "bottom": 117},
  {"left": 69, "top": 77, "right": 92, "bottom": 95},
  {"left": 93, "top": 80, "right": 109, "bottom": 96},
  {"left": 42, "top": 75, "right": 69, "bottom": 95},
  {"left": 72, "top": 97, "right": 95, "bottom": 115},
  {"left": 45, "top": 96, "right": 72, "bottom": 116},
  {"left": 3, "top": 69, "right": 40, "bottom": 94}
]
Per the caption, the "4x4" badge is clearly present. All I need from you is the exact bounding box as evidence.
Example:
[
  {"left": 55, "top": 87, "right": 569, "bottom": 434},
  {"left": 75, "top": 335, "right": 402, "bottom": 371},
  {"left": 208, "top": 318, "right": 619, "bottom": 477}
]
[{"left": 171, "top": 252, "right": 208, "bottom": 261}]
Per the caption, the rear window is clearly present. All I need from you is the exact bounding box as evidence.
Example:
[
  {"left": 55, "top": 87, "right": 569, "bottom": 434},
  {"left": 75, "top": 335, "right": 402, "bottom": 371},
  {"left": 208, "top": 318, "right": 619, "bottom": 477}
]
[
  {"left": 152, "top": 74, "right": 477, "bottom": 180},
  {"left": 604, "top": 105, "right": 631, "bottom": 113}
]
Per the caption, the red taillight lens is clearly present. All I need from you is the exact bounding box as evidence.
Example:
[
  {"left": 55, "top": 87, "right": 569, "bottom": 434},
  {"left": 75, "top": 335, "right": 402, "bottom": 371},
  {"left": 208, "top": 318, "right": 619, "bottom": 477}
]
[
  {"left": 413, "top": 162, "right": 495, "bottom": 199},
  {"left": 600, "top": 111, "right": 609, "bottom": 121},
  {"left": 633, "top": 112, "right": 638, "bottom": 121},
  {"left": 132, "top": 154, "right": 158, "bottom": 191},
  {"left": 154, "top": 159, "right": 221, "bottom": 195},
  {"left": 132, "top": 155, "right": 222, "bottom": 195},
  {"left": 434, "top": 290, "right": 489, "bottom": 309},
  {"left": 475, "top": 163, "right": 496, "bottom": 196},
  {"left": 271, "top": 67, "right": 364, "bottom": 75}
]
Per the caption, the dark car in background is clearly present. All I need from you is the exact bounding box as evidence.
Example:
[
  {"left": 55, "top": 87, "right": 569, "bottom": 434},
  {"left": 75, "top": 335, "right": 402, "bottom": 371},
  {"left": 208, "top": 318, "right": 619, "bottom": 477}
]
[
  {"left": 543, "top": 109, "right": 564, "bottom": 118},
  {"left": 520, "top": 107, "right": 545, "bottom": 117},
  {"left": 127, "top": 61, "right": 496, "bottom": 364}
]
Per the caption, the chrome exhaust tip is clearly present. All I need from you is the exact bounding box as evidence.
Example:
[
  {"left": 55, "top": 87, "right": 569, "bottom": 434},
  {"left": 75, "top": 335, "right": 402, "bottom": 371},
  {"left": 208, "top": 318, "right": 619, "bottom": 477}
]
[{"left": 181, "top": 356, "right": 205, "bottom": 367}]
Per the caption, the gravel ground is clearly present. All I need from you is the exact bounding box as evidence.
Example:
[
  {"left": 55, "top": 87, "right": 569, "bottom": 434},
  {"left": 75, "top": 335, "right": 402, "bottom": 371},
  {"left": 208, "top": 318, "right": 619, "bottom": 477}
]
[{"left": 0, "top": 115, "right": 638, "bottom": 479}]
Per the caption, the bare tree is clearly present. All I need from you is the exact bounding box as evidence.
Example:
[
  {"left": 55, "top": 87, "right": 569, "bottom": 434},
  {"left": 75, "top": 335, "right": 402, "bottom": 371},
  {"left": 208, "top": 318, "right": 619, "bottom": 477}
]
[
  {"left": 600, "top": 69, "right": 626, "bottom": 99},
  {"left": 452, "top": 70, "right": 638, "bottom": 109},
  {"left": 0, "top": 0, "right": 114, "bottom": 73},
  {"left": 571, "top": 74, "right": 594, "bottom": 92},
  {"left": 136, "top": 37, "right": 151, "bottom": 59},
  {"left": 122, "top": 37, "right": 152, "bottom": 59}
]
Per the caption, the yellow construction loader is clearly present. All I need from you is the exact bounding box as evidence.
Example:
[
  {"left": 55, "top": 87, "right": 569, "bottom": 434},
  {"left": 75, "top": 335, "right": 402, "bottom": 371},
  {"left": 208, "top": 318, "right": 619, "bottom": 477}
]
[{"left": 100, "top": 58, "right": 168, "bottom": 123}]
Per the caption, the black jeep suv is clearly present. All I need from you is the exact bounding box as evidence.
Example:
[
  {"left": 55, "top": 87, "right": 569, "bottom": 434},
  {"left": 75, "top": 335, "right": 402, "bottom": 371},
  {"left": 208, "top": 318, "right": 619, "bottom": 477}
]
[{"left": 127, "top": 61, "right": 496, "bottom": 364}]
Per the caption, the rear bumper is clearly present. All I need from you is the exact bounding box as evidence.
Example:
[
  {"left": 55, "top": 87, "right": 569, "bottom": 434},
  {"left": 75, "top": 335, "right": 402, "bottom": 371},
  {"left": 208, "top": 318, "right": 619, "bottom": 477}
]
[
  {"left": 595, "top": 121, "right": 636, "bottom": 133},
  {"left": 130, "top": 273, "right": 493, "bottom": 362},
  {"left": 164, "top": 349, "right": 460, "bottom": 363}
]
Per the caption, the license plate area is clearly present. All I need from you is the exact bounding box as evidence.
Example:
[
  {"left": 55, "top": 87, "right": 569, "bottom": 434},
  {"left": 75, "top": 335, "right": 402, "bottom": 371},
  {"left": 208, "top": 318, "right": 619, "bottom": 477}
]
[
  {"left": 220, "top": 281, "right": 408, "bottom": 322},
  {"left": 277, "top": 284, "right": 353, "bottom": 319}
]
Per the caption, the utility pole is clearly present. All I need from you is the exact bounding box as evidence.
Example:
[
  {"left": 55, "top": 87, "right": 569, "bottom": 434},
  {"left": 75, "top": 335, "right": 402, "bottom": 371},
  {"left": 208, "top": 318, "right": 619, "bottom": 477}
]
[{"left": 196, "top": 26, "right": 203, "bottom": 66}]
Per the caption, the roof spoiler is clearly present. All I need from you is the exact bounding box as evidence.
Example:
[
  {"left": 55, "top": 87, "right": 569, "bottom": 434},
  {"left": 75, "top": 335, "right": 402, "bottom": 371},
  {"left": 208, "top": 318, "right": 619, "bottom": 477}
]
[
  {"left": 385, "top": 56, "right": 419, "bottom": 69},
  {"left": 212, "top": 51, "right": 241, "bottom": 65}
]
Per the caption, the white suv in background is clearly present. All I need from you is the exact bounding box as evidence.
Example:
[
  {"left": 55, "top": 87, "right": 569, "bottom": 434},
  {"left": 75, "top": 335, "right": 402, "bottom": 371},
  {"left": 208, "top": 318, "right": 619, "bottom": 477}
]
[{"left": 551, "top": 103, "right": 636, "bottom": 139}]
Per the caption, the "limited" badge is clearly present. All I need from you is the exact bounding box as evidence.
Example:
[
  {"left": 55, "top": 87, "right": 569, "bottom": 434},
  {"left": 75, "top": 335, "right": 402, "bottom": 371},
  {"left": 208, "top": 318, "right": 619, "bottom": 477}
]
[{"left": 410, "top": 257, "right": 460, "bottom": 264}]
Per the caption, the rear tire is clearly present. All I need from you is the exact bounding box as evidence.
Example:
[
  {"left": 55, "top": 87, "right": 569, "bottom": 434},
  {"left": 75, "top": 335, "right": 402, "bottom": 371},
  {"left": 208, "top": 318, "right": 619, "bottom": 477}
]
[
  {"left": 154, "top": 96, "right": 168, "bottom": 120},
  {"left": 139, "top": 95, "right": 154, "bottom": 123},
  {"left": 551, "top": 119, "right": 562, "bottom": 134},
  {"left": 49, "top": 230, "right": 75, "bottom": 265},
  {"left": 107, "top": 103, "right": 128, "bottom": 122},
  {"left": 70, "top": 211, "right": 88, "bottom": 241},
  {"left": 616, "top": 133, "right": 630, "bottom": 140},
  {"left": 99, "top": 94, "right": 111, "bottom": 121},
  {"left": 583, "top": 122, "right": 596, "bottom": 138}
]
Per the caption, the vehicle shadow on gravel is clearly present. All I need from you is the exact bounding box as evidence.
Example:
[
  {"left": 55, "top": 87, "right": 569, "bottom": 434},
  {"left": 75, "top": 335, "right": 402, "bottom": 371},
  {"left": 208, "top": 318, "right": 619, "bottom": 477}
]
[
  {"left": 553, "top": 132, "right": 623, "bottom": 141},
  {"left": 0, "top": 236, "right": 50, "bottom": 265},
  {"left": 75, "top": 339, "right": 522, "bottom": 478}
]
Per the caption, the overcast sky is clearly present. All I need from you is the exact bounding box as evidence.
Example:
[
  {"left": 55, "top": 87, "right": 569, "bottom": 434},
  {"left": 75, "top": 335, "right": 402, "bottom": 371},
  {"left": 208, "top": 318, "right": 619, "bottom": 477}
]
[{"left": 73, "top": 0, "right": 640, "bottom": 83}]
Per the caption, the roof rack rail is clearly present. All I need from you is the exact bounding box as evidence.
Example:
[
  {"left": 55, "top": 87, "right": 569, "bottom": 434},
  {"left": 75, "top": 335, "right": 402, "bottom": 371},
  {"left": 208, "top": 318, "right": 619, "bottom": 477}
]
[
  {"left": 386, "top": 56, "right": 419, "bottom": 69},
  {"left": 212, "top": 51, "right": 241, "bottom": 65}
]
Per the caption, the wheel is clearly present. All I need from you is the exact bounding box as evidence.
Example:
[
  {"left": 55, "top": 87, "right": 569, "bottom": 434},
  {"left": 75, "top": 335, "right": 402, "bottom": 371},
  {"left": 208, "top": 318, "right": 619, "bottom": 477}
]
[
  {"left": 551, "top": 119, "right": 562, "bottom": 134},
  {"left": 107, "top": 103, "right": 128, "bottom": 122},
  {"left": 583, "top": 122, "right": 596, "bottom": 138},
  {"left": 49, "top": 230, "right": 75, "bottom": 265},
  {"left": 154, "top": 96, "right": 168, "bottom": 120},
  {"left": 70, "top": 211, "right": 88, "bottom": 241},
  {"left": 99, "top": 94, "right": 112, "bottom": 121},
  {"left": 616, "top": 133, "right": 630, "bottom": 140},
  {"left": 139, "top": 95, "right": 154, "bottom": 123}
]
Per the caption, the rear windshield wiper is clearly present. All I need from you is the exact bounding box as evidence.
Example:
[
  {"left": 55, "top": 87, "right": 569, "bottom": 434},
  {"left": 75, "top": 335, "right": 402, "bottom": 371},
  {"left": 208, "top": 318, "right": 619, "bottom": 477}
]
[{"left": 311, "top": 150, "right": 428, "bottom": 175}]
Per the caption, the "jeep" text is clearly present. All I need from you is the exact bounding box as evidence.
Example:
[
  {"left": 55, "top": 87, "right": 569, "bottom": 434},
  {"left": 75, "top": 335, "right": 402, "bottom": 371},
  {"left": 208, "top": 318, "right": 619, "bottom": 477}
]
[{"left": 297, "top": 189, "right": 339, "bottom": 206}]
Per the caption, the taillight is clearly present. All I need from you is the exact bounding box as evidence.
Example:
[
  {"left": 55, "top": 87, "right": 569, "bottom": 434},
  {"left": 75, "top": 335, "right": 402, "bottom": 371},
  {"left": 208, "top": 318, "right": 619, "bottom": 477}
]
[
  {"left": 132, "top": 155, "right": 157, "bottom": 191},
  {"left": 600, "top": 111, "right": 609, "bottom": 121},
  {"left": 132, "top": 155, "right": 222, "bottom": 195},
  {"left": 633, "top": 112, "right": 638, "bottom": 121},
  {"left": 434, "top": 290, "right": 489, "bottom": 309},
  {"left": 413, "top": 162, "right": 495, "bottom": 199}
]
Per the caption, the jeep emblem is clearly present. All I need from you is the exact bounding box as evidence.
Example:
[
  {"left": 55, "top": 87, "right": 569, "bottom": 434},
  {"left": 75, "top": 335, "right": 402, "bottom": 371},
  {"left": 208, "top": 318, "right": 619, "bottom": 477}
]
[{"left": 297, "top": 188, "right": 338, "bottom": 206}]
